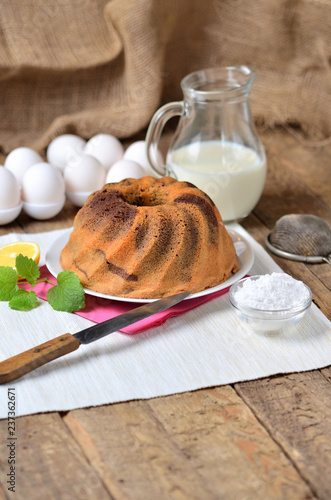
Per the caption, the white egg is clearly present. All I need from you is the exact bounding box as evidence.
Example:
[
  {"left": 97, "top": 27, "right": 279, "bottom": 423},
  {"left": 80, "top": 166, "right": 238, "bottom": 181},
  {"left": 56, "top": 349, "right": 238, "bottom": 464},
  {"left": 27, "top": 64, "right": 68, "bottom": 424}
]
[
  {"left": 105, "top": 159, "right": 146, "bottom": 184},
  {"left": 0, "top": 167, "right": 21, "bottom": 209},
  {"left": 84, "top": 134, "right": 124, "bottom": 171},
  {"left": 22, "top": 163, "right": 65, "bottom": 204},
  {"left": 47, "top": 134, "right": 86, "bottom": 171},
  {"left": 4, "top": 147, "right": 43, "bottom": 185},
  {"left": 64, "top": 154, "right": 106, "bottom": 193},
  {"left": 123, "top": 140, "right": 163, "bottom": 173}
]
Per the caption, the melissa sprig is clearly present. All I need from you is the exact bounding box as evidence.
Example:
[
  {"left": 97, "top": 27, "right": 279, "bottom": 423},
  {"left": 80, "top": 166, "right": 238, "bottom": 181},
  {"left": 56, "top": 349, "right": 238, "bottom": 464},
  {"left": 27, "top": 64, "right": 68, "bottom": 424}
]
[{"left": 0, "top": 254, "right": 85, "bottom": 312}]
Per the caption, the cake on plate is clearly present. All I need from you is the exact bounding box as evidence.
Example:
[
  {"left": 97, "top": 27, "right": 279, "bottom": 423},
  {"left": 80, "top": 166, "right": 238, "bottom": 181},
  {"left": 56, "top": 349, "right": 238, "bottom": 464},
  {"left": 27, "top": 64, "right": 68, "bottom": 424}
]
[{"left": 60, "top": 176, "right": 239, "bottom": 298}]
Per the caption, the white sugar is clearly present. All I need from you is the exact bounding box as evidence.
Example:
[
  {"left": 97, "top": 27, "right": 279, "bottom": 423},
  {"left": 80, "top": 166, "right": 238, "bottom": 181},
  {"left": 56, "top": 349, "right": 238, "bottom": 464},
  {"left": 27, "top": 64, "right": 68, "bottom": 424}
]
[{"left": 233, "top": 273, "right": 310, "bottom": 310}]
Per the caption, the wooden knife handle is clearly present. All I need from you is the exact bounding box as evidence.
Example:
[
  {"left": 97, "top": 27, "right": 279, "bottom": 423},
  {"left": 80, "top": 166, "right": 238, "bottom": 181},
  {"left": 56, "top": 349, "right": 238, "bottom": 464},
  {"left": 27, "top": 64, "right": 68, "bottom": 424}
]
[{"left": 0, "top": 334, "right": 81, "bottom": 384}]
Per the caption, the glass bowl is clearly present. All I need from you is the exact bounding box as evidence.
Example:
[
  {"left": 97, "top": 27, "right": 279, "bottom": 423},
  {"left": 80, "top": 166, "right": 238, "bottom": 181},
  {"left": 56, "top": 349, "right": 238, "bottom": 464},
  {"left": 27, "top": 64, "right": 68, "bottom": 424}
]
[{"left": 229, "top": 275, "right": 312, "bottom": 332}]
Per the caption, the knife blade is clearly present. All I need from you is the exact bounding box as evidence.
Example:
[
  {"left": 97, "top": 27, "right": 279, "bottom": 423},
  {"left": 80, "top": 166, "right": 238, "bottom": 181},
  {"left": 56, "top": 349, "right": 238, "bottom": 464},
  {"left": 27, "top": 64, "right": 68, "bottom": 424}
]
[{"left": 0, "top": 291, "right": 190, "bottom": 384}]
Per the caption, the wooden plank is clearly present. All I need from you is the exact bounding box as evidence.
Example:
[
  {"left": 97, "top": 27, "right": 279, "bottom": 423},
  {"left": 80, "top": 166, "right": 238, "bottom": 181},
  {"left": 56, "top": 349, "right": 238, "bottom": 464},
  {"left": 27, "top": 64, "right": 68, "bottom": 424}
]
[
  {"left": 148, "top": 387, "right": 317, "bottom": 500},
  {"left": 0, "top": 413, "right": 112, "bottom": 500},
  {"left": 252, "top": 129, "right": 331, "bottom": 294},
  {"left": 263, "top": 129, "right": 331, "bottom": 207},
  {"left": 64, "top": 401, "right": 216, "bottom": 500},
  {"left": 255, "top": 136, "right": 331, "bottom": 228},
  {"left": 321, "top": 365, "right": 331, "bottom": 385},
  {"left": 64, "top": 389, "right": 315, "bottom": 500},
  {"left": 0, "top": 219, "right": 25, "bottom": 237},
  {"left": 235, "top": 371, "right": 331, "bottom": 500},
  {"left": 0, "top": 483, "right": 7, "bottom": 500}
]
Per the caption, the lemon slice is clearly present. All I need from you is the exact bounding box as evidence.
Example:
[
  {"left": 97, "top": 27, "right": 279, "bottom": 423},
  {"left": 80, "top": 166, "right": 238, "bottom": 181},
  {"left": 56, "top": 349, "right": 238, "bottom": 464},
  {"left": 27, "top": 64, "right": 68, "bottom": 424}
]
[{"left": 0, "top": 241, "right": 40, "bottom": 270}]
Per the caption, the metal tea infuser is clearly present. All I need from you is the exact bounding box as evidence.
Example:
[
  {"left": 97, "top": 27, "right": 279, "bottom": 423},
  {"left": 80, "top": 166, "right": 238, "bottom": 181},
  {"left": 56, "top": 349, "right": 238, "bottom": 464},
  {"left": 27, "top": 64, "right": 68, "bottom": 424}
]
[{"left": 265, "top": 214, "right": 331, "bottom": 266}]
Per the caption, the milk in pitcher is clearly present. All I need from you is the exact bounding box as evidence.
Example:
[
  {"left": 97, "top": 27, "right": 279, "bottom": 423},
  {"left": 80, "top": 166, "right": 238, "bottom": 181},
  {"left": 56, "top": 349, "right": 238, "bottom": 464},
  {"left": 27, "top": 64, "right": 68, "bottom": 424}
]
[{"left": 167, "top": 141, "right": 267, "bottom": 222}]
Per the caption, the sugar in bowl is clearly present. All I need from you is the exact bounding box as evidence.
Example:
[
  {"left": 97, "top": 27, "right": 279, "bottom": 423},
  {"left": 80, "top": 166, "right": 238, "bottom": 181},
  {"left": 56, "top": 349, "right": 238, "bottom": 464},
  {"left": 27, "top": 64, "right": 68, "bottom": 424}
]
[{"left": 229, "top": 273, "right": 312, "bottom": 332}]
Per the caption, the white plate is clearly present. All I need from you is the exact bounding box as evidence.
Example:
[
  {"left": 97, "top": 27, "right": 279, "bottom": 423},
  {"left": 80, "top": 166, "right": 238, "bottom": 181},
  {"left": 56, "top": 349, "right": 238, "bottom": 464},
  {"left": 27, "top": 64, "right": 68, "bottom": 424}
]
[{"left": 45, "top": 227, "right": 254, "bottom": 303}]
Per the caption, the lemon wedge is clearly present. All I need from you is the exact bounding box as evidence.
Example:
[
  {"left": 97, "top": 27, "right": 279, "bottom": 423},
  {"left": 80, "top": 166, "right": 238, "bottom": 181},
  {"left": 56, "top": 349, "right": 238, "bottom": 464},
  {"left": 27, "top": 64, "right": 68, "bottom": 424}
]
[{"left": 0, "top": 241, "right": 40, "bottom": 271}]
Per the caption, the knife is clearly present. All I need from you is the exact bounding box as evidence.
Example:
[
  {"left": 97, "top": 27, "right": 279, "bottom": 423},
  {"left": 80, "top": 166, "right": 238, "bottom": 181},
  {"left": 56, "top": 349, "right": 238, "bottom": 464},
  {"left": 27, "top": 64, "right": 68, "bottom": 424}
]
[{"left": 0, "top": 291, "right": 190, "bottom": 384}]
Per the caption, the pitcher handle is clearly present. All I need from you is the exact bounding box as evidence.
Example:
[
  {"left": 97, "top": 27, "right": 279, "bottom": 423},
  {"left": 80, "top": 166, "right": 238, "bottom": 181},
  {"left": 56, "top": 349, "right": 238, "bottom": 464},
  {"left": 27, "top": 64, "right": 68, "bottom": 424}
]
[{"left": 146, "top": 101, "right": 185, "bottom": 176}]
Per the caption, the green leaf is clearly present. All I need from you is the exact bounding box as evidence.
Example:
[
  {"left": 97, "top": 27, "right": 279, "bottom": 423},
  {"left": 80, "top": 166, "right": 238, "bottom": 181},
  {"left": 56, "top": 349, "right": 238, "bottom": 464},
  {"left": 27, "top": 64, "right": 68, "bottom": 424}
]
[
  {"left": 47, "top": 271, "right": 85, "bottom": 312},
  {"left": 9, "top": 289, "right": 37, "bottom": 311},
  {"left": 15, "top": 254, "right": 40, "bottom": 285},
  {"left": 0, "top": 266, "right": 19, "bottom": 301}
]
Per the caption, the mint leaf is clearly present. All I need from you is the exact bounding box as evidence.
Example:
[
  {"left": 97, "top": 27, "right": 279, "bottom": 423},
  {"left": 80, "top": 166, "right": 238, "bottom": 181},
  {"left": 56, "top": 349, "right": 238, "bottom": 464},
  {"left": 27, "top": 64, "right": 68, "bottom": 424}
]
[
  {"left": 47, "top": 271, "right": 85, "bottom": 312},
  {"left": 16, "top": 254, "right": 40, "bottom": 285},
  {"left": 0, "top": 266, "right": 19, "bottom": 301},
  {"left": 9, "top": 289, "right": 37, "bottom": 311}
]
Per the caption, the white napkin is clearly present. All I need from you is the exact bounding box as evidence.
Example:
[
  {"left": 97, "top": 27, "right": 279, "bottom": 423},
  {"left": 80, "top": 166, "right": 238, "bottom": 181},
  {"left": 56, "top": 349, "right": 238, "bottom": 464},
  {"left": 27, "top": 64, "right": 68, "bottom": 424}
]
[{"left": 0, "top": 224, "right": 330, "bottom": 418}]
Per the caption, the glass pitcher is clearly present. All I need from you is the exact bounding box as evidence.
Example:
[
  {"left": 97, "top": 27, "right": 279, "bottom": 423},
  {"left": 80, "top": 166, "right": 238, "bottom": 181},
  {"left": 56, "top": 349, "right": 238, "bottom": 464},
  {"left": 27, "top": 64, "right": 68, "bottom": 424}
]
[{"left": 145, "top": 66, "right": 267, "bottom": 223}]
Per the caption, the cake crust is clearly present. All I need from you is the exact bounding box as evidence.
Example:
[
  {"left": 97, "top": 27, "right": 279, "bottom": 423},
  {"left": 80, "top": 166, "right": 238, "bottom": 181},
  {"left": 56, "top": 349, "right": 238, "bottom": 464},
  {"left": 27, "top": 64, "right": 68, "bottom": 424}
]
[{"left": 60, "top": 176, "right": 239, "bottom": 298}]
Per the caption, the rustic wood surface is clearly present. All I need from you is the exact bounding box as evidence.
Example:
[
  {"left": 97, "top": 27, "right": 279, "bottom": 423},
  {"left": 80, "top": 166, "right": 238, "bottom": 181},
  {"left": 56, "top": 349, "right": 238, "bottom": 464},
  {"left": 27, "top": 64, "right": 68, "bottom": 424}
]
[{"left": 0, "top": 128, "right": 330, "bottom": 500}]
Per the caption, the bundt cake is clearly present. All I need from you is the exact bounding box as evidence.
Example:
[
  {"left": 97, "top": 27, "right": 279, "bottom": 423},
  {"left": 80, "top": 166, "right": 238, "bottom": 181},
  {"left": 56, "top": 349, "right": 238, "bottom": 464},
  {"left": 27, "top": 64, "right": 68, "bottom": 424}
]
[{"left": 60, "top": 176, "right": 239, "bottom": 298}]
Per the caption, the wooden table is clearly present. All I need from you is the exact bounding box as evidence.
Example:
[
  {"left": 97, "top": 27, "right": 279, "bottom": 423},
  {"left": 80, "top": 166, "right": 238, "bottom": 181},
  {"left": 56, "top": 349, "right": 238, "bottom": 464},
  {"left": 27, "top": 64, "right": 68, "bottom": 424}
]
[{"left": 0, "top": 128, "right": 330, "bottom": 500}]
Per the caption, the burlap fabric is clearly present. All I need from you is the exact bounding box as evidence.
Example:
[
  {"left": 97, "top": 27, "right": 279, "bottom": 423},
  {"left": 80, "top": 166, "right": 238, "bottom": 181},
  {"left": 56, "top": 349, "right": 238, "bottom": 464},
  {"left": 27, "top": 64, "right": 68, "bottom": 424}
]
[{"left": 0, "top": 0, "right": 330, "bottom": 155}]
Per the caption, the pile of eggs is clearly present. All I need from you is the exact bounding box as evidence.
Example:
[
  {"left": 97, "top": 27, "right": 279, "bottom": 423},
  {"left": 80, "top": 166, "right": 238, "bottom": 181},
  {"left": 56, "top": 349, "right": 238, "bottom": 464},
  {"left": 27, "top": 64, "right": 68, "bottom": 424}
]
[{"left": 0, "top": 134, "right": 158, "bottom": 224}]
